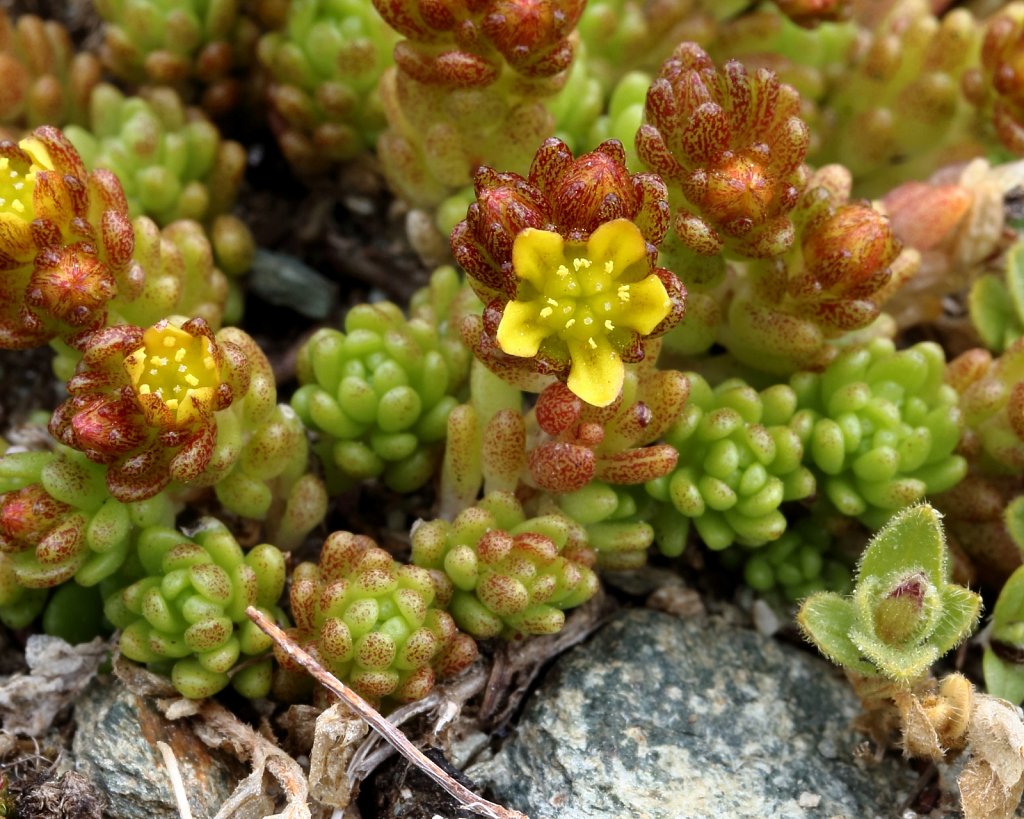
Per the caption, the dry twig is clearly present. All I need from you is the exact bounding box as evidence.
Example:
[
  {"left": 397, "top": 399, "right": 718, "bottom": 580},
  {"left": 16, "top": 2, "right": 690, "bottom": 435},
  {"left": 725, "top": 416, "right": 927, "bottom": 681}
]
[
  {"left": 156, "top": 741, "right": 194, "bottom": 819},
  {"left": 246, "top": 606, "right": 529, "bottom": 819}
]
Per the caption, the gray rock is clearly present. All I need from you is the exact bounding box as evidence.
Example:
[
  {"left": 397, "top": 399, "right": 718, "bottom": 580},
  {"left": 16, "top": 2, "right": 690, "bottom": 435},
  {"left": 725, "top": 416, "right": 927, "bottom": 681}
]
[
  {"left": 249, "top": 249, "right": 338, "bottom": 319},
  {"left": 72, "top": 677, "right": 242, "bottom": 819},
  {"left": 469, "top": 609, "right": 920, "bottom": 819}
]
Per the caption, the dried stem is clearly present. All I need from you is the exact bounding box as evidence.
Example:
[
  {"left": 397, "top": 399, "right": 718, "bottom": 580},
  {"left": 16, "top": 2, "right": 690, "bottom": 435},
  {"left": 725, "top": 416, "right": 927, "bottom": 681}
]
[
  {"left": 156, "top": 740, "right": 194, "bottom": 819},
  {"left": 245, "top": 606, "right": 529, "bottom": 819}
]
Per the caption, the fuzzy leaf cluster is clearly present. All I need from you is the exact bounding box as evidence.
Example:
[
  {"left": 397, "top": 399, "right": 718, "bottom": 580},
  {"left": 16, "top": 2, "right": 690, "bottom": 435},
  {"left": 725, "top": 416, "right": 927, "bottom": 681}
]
[{"left": 798, "top": 504, "right": 981, "bottom": 683}]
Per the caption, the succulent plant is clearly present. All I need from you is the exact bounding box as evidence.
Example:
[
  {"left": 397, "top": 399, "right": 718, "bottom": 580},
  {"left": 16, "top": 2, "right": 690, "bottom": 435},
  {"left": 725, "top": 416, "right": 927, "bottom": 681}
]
[
  {"left": 798, "top": 503, "right": 981, "bottom": 683},
  {"left": 575, "top": 0, "right": 713, "bottom": 91},
  {"left": 722, "top": 163, "right": 920, "bottom": 374},
  {"left": 373, "top": 0, "right": 585, "bottom": 206},
  {"left": 646, "top": 372, "right": 815, "bottom": 552},
  {"left": 280, "top": 530, "right": 478, "bottom": 703},
  {"left": 963, "top": 2, "right": 1024, "bottom": 156},
  {"left": 885, "top": 157, "right": 1017, "bottom": 332},
  {"left": 105, "top": 517, "right": 286, "bottom": 698},
  {"left": 95, "top": 0, "right": 259, "bottom": 114},
  {"left": 708, "top": 5, "right": 857, "bottom": 159},
  {"left": 0, "top": 11, "right": 101, "bottom": 130},
  {"left": 723, "top": 515, "right": 852, "bottom": 601},
  {"left": 637, "top": 41, "right": 810, "bottom": 259},
  {"left": 452, "top": 138, "right": 685, "bottom": 405},
  {"left": 65, "top": 85, "right": 247, "bottom": 229},
  {"left": 525, "top": 366, "right": 686, "bottom": 492},
  {"left": 292, "top": 301, "right": 465, "bottom": 493},
  {"left": 794, "top": 339, "right": 966, "bottom": 529},
  {"left": 0, "top": 444, "right": 176, "bottom": 589},
  {"left": 411, "top": 491, "right": 599, "bottom": 639},
  {"left": 0, "top": 127, "right": 135, "bottom": 350},
  {"left": 257, "top": 0, "right": 398, "bottom": 173},
  {"left": 48, "top": 318, "right": 258, "bottom": 502},
  {"left": 970, "top": 232, "right": 1024, "bottom": 355},
  {"left": 814, "top": 0, "right": 979, "bottom": 190},
  {"left": 948, "top": 340, "right": 1024, "bottom": 474},
  {"left": 551, "top": 481, "right": 656, "bottom": 570}
]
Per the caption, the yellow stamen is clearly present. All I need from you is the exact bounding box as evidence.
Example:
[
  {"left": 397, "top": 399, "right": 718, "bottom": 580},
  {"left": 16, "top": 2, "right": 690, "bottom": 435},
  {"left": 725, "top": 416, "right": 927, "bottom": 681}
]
[
  {"left": 604, "top": 260, "right": 614, "bottom": 274},
  {"left": 565, "top": 318, "right": 576, "bottom": 329},
  {"left": 556, "top": 265, "right": 569, "bottom": 278},
  {"left": 605, "top": 320, "right": 615, "bottom": 331},
  {"left": 540, "top": 306, "right": 553, "bottom": 319},
  {"left": 588, "top": 337, "right": 597, "bottom": 349}
]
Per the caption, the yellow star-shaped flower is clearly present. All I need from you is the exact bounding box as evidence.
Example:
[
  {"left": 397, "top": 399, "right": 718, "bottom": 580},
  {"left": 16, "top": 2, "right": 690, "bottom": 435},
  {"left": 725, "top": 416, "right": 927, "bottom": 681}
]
[
  {"left": 124, "top": 321, "right": 221, "bottom": 424},
  {"left": 496, "top": 219, "right": 672, "bottom": 407}
]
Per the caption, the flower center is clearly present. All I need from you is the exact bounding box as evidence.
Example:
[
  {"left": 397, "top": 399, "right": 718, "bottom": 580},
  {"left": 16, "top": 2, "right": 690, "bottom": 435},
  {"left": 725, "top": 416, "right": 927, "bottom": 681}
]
[
  {"left": 535, "top": 254, "right": 634, "bottom": 350},
  {"left": 124, "top": 324, "right": 220, "bottom": 421},
  {"left": 0, "top": 156, "right": 37, "bottom": 219},
  {"left": 0, "top": 137, "right": 52, "bottom": 221}
]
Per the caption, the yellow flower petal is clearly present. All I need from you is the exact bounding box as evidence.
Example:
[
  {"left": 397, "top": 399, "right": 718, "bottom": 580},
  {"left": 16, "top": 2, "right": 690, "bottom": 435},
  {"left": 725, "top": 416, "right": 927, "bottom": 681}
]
[
  {"left": 18, "top": 136, "right": 54, "bottom": 171},
  {"left": 512, "top": 228, "right": 566, "bottom": 291},
  {"left": 496, "top": 300, "right": 551, "bottom": 358},
  {"left": 566, "top": 334, "right": 625, "bottom": 408},
  {"left": 585, "top": 218, "right": 648, "bottom": 276},
  {"left": 615, "top": 274, "right": 672, "bottom": 335}
]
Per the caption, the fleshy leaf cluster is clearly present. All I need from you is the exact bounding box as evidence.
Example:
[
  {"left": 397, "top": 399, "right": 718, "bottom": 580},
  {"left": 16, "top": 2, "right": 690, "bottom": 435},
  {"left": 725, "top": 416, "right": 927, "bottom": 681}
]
[
  {"left": 65, "top": 85, "right": 246, "bottom": 229},
  {"left": 963, "top": 3, "right": 1024, "bottom": 156},
  {"left": 411, "top": 492, "right": 599, "bottom": 639},
  {"left": 553, "top": 482, "right": 655, "bottom": 570},
  {"left": 95, "top": 0, "right": 258, "bottom": 114},
  {"left": 257, "top": 0, "right": 398, "bottom": 172},
  {"left": 949, "top": 340, "right": 1024, "bottom": 474},
  {"left": 0, "top": 445, "right": 175, "bottom": 590},
  {"left": 526, "top": 367, "right": 685, "bottom": 492},
  {"left": 723, "top": 515, "right": 851, "bottom": 602},
  {"left": 637, "top": 41, "right": 810, "bottom": 259},
  {"left": 794, "top": 338, "right": 965, "bottom": 528},
  {"left": 813, "top": 1, "right": 978, "bottom": 190},
  {"left": 374, "top": 0, "right": 584, "bottom": 205},
  {"left": 722, "top": 164, "right": 919, "bottom": 374},
  {"left": 646, "top": 372, "right": 815, "bottom": 552},
  {"left": 105, "top": 518, "right": 286, "bottom": 698},
  {"left": 292, "top": 301, "right": 464, "bottom": 493},
  {"left": 280, "top": 531, "right": 478, "bottom": 703},
  {"left": 0, "top": 11, "right": 101, "bottom": 130}
]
